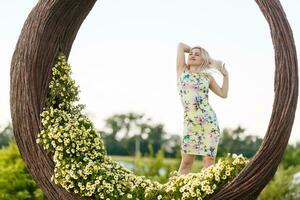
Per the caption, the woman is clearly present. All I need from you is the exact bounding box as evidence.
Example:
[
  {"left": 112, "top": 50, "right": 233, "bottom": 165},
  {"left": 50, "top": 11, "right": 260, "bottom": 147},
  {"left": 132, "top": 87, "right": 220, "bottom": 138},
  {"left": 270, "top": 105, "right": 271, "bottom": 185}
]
[{"left": 176, "top": 42, "right": 228, "bottom": 175}]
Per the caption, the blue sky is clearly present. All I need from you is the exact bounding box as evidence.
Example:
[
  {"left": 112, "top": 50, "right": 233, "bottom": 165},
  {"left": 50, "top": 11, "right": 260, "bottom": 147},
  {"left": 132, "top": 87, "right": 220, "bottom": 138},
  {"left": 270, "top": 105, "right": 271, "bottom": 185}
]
[{"left": 0, "top": 1, "right": 299, "bottom": 145}]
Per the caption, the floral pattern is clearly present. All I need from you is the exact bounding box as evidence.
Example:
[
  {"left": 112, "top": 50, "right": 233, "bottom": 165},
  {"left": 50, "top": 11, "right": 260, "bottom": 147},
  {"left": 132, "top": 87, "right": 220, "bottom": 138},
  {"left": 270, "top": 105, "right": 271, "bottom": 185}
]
[{"left": 177, "top": 68, "right": 221, "bottom": 157}]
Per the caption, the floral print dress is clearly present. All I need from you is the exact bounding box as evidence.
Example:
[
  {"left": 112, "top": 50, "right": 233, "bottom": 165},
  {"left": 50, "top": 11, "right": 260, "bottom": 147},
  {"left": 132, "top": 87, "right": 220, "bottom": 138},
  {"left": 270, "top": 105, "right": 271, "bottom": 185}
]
[{"left": 177, "top": 68, "right": 221, "bottom": 157}]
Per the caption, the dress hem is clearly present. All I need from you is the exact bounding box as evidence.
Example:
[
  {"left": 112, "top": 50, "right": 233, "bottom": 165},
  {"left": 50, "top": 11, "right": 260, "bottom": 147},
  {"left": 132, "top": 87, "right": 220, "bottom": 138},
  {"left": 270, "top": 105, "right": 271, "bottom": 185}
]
[{"left": 181, "top": 151, "right": 216, "bottom": 157}]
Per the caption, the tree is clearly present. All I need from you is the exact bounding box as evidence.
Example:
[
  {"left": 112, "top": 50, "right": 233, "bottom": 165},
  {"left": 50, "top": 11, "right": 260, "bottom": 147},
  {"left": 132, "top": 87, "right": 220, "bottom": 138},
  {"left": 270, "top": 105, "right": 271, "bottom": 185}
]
[{"left": 99, "top": 112, "right": 169, "bottom": 156}]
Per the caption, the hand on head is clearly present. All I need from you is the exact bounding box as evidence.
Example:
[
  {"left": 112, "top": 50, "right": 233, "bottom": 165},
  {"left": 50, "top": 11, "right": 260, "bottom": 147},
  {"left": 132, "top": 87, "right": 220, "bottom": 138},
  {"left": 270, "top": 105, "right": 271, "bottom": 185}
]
[{"left": 219, "top": 63, "right": 228, "bottom": 76}]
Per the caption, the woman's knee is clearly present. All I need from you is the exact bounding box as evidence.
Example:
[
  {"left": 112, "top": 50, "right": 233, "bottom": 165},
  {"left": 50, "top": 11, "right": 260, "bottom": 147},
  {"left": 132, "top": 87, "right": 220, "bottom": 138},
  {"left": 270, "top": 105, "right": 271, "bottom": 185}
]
[
  {"left": 181, "top": 160, "right": 193, "bottom": 168},
  {"left": 180, "top": 155, "right": 195, "bottom": 167},
  {"left": 203, "top": 155, "right": 215, "bottom": 163}
]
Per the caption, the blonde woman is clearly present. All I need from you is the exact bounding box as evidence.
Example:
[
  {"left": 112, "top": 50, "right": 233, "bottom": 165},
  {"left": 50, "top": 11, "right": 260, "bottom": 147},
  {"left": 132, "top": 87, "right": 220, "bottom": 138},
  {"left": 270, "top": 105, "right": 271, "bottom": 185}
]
[{"left": 176, "top": 42, "right": 228, "bottom": 175}]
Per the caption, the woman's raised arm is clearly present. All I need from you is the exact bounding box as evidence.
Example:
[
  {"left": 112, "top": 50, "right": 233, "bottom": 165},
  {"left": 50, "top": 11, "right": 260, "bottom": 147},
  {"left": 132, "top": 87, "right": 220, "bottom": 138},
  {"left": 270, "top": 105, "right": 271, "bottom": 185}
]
[{"left": 177, "top": 42, "right": 191, "bottom": 73}]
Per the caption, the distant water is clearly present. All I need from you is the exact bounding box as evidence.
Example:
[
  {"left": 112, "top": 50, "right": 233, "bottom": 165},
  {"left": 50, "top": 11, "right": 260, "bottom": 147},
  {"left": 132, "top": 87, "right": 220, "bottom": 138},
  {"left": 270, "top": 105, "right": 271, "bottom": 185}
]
[{"left": 116, "top": 160, "right": 135, "bottom": 171}]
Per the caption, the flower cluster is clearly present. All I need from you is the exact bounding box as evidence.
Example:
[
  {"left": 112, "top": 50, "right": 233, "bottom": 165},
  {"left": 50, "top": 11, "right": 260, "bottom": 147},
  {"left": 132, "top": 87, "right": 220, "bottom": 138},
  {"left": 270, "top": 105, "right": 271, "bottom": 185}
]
[
  {"left": 36, "top": 52, "right": 250, "bottom": 199},
  {"left": 144, "top": 153, "right": 249, "bottom": 200}
]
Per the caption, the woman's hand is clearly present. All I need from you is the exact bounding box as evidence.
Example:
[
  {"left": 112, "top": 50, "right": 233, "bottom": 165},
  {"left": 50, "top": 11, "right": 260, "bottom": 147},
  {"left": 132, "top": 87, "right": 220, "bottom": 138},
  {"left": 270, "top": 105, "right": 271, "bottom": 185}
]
[
  {"left": 219, "top": 63, "right": 228, "bottom": 77},
  {"left": 178, "top": 42, "right": 191, "bottom": 53}
]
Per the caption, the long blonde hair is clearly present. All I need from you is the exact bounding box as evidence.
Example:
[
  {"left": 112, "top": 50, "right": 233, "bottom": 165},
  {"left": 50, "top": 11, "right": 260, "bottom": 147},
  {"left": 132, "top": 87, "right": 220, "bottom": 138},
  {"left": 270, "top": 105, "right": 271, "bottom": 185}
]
[{"left": 189, "top": 46, "right": 224, "bottom": 74}]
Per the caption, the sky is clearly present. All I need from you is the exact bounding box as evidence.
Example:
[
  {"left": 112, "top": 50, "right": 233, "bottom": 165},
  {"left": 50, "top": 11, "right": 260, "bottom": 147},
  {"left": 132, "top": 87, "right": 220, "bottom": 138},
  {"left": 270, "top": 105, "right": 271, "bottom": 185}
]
[{"left": 0, "top": 1, "right": 299, "bottom": 145}]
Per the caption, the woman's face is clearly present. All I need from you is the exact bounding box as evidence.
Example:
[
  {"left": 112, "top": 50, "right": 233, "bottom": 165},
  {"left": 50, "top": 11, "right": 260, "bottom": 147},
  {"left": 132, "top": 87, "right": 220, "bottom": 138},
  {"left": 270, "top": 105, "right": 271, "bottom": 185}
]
[{"left": 188, "top": 48, "right": 205, "bottom": 67}]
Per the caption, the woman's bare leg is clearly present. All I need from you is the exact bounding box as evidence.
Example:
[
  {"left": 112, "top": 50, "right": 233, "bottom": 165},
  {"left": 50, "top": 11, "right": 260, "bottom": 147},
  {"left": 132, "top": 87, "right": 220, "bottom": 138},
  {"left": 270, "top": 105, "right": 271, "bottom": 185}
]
[
  {"left": 202, "top": 155, "right": 216, "bottom": 169},
  {"left": 178, "top": 153, "right": 196, "bottom": 175}
]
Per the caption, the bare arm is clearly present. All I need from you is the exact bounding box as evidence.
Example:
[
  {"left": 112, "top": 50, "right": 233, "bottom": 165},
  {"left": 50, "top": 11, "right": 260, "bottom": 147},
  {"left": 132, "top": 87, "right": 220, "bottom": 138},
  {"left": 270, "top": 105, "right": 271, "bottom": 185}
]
[
  {"left": 177, "top": 42, "right": 191, "bottom": 73},
  {"left": 208, "top": 74, "right": 229, "bottom": 98}
]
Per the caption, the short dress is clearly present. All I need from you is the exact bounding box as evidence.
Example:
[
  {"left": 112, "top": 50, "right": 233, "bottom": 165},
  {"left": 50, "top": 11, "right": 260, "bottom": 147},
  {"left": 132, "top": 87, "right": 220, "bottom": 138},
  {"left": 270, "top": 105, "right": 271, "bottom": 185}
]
[{"left": 177, "top": 68, "right": 221, "bottom": 157}]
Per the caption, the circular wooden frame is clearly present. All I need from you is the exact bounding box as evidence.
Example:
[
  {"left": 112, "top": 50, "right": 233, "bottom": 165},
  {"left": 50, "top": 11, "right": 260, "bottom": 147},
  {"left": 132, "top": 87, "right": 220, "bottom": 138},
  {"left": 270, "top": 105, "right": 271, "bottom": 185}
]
[{"left": 10, "top": 0, "right": 298, "bottom": 199}]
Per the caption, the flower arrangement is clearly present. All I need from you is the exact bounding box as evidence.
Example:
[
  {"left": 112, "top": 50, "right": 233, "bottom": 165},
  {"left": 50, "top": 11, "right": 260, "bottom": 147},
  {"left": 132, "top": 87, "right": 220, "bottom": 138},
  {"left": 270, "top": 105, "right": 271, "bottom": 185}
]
[
  {"left": 36, "top": 52, "right": 250, "bottom": 199},
  {"left": 145, "top": 153, "right": 249, "bottom": 200}
]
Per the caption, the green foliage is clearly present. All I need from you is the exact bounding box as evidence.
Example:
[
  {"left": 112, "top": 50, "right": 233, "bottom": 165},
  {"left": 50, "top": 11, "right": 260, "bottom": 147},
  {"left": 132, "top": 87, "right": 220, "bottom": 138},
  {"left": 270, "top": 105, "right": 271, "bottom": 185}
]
[
  {"left": 0, "top": 140, "right": 45, "bottom": 200},
  {"left": 282, "top": 142, "right": 300, "bottom": 169},
  {"left": 259, "top": 164, "right": 300, "bottom": 200}
]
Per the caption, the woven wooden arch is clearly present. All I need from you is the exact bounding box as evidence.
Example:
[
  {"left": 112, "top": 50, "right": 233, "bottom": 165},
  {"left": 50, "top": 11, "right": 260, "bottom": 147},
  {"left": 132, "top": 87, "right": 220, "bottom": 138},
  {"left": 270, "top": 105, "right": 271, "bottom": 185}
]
[{"left": 10, "top": 0, "right": 298, "bottom": 199}]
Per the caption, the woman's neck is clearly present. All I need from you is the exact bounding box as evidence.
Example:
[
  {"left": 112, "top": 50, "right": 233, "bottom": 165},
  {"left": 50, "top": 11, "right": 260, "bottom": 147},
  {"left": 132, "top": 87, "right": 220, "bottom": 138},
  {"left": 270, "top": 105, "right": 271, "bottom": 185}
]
[{"left": 189, "top": 65, "right": 206, "bottom": 73}]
